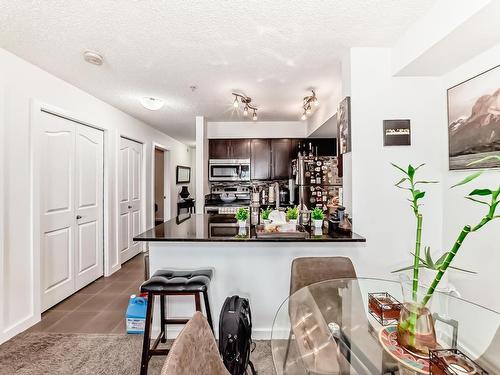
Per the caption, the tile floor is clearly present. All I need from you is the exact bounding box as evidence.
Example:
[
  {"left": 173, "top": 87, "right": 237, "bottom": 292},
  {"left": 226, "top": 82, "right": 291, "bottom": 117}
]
[{"left": 28, "top": 254, "right": 146, "bottom": 334}]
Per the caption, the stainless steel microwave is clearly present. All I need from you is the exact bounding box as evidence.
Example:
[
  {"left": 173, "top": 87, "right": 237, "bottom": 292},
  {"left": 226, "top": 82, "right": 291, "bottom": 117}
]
[{"left": 209, "top": 159, "right": 250, "bottom": 181}]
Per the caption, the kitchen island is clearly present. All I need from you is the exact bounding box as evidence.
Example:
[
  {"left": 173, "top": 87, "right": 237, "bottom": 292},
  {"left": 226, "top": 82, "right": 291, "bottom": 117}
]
[{"left": 134, "top": 214, "right": 366, "bottom": 338}]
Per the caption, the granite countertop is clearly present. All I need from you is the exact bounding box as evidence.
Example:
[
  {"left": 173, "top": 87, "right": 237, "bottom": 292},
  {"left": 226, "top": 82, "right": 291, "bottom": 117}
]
[{"left": 134, "top": 214, "right": 366, "bottom": 243}]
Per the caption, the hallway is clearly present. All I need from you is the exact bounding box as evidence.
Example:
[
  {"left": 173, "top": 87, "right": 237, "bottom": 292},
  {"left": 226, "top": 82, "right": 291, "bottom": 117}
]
[{"left": 27, "top": 254, "right": 146, "bottom": 334}]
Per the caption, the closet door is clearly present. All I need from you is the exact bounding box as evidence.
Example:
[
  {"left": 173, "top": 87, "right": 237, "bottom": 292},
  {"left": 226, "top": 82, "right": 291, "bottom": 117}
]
[
  {"left": 74, "top": 124, "right": 104, "bottom": 290},
  {"left": 40, "top": 113, "right": 76, "bottom": 310},
  {"left": 119, "top": 137, "right": 143, "bottom": 264},
  {"left": 39, "top": 111, "right": 104, "bottom": 311}
]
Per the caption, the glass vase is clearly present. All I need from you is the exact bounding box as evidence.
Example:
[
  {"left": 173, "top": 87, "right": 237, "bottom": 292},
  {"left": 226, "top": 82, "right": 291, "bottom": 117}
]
[{"left": 396, "top": 276, "right": 438, "bottom": 358}]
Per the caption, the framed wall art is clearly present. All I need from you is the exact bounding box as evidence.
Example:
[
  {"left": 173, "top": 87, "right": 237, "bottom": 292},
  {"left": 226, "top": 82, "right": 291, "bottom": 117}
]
[
  {"left": 448, "top": 65, "right": 500, "bottom": 170},
  {"left": 176, "top": 165, "right": 191, "bottom": 184},
  {"left": 337, "top": 96, "right": 351, "bottom": 154},
  {"left": 383, "top": 119, "right": 411, "bottom": 146}
]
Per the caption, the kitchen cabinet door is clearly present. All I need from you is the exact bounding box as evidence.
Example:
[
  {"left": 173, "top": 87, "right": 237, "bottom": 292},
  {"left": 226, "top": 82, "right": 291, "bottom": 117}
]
[
  {"left": 271, "top": 139, "right": 292, "bottom": 179},
  {"left": 230, "top": 139, "right": 250, "bottom": 159},
  {"left": 250, "top": 139, "right": 271, "bottom": 180},
  {"left": 209, "top": 139, "right": 231, "bottom": 159}
]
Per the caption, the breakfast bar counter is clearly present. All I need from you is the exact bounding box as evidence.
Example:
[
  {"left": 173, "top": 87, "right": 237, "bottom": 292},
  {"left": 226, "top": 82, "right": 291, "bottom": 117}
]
[
  {"left": 134, "top": 214, "right": 366, "bottom": 339},
  {"left": 134, "top": 213, "right": 366, "bottom": 242}
]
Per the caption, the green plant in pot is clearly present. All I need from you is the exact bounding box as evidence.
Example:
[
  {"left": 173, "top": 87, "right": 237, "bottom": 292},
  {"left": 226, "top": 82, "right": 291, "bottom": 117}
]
[
  {"left": 392, "top": 156, "right": 500, "bottom": 357},
  {"left": 260, "top": 207, "right": 272, "bottom": 224},
  {"left": 286, "top": 206, "right": 299, "bottom": 225},
  {"left": 235, "top": 207, "right": 249, "bottom": 228},
  {"left": 311, "top": 207, "right": 325, "bottom": 228}
]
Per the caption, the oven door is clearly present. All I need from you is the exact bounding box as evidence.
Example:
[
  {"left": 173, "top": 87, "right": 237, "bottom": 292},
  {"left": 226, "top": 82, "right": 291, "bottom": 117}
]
[{"left": 209, "top": 222, "right": 250, "bottom": 239}]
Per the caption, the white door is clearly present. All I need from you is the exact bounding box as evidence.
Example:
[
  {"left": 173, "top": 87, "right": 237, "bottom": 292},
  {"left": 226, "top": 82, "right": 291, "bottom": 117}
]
[
  {"left": 39, "top": 111, "right": 104, "bottom": 311},
  {"left": 119, "top": 137, "right": 143, "bottom": 263},
  {"left": 74, "top": 125, "right": 104, "bottom": 290}
]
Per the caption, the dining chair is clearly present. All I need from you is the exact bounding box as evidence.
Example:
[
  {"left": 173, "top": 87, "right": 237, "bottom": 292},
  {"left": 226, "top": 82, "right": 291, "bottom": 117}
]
[
  {"left": 290, "top": 256, "right": 357, "bottom": 294},
  {"left": 283, "top": 257, "right": 357, "bottom": 374},
  {"left": 161, "top": 312, "right": 229, "bottom": 375}
]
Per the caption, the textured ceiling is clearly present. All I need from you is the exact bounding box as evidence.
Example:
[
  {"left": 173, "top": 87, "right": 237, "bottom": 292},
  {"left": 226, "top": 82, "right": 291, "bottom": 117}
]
[{"left": 0, "top": 0, "right": 435, "bottom": 144}]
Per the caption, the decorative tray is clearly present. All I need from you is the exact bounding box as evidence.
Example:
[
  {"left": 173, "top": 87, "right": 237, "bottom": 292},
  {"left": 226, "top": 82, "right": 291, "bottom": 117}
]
[
  {"left": 255, "top": 224, "right": 308, "bottom": 239},
  {"left": 379, "top": 326, "right": 430, "bottom": 374}
]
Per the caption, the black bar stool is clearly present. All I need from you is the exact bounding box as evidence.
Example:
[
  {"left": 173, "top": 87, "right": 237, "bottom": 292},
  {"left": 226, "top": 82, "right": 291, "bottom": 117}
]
[{"left": 139, "top": 269, "right": 214, "bottom": 375}]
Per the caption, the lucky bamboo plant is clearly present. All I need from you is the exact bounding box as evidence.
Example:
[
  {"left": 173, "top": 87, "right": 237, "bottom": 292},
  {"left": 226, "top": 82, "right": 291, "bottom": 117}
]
[{"left": 393, "top": 155, "right": 500, "bottom": 306}]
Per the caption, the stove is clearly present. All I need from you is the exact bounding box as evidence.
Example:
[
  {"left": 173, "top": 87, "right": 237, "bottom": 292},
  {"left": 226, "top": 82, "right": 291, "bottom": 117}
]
[{"left": 204, "top": 183, "right": 251, "bottom": 215}]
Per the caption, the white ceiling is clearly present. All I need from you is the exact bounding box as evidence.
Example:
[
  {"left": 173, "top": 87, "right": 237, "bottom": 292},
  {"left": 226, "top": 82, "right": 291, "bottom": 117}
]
[{"left": 0, "top": 0, "right": 435, "bottom": 144}]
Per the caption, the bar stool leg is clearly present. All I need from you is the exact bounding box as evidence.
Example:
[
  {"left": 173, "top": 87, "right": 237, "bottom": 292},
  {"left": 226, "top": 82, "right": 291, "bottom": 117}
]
[
  {"left": 202, "top": 290, "right": 214, "bottom": 332},
  {"left": 160, "top": 295, "right": 167, "bottom": 343},
  {"left": 140, "top": 292, "right": 154, "bottom": 375},
  {"left": 194, "top": 292, "right": 201, "bottom": 311}
]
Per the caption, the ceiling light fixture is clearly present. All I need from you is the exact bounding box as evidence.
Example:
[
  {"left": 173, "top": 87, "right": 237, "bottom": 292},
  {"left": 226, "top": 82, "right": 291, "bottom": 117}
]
[
  {"left": 83, "top": 50, "right": 104, "bottom": 65},
  {"left": 140, "top": 96, "right": 164, "bottom": 111},
  {"left": 232, "top": 93, "right": 258, "bottom": 120},
  {"left": 301, "top": 90, "right": 319, "bottom": 120}
]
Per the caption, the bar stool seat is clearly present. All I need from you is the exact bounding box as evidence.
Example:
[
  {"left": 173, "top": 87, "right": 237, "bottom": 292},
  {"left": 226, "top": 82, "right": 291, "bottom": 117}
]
[
  {"left": 139, "top": 268, "right": 214, "bottom": 375},
  {"left": 141, "top": 269, "right": 212, "bottom": 293}
]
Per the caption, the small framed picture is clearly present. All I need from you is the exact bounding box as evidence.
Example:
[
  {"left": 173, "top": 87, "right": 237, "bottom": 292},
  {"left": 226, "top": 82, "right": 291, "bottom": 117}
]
[
  {"left": 176, "top": 166, "right": 191, "bottom": 184},
  {"left": 383, "top": 120, "right": 411, "bottom": 146}
]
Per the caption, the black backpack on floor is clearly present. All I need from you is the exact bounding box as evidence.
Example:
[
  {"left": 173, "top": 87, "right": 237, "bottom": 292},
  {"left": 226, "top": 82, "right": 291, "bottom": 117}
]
[{"left": 218, "top": 295, "right": 257, "bottom": 375}]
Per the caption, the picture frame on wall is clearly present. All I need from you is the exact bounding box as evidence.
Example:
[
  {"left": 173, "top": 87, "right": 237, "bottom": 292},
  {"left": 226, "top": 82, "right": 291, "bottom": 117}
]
[
  {"left": 337, "top": 96, "right": 351, "bottom": 154},
  {"left": 176, "top": 166, "right": 191, "bottom": 184},
  {"left": 383, "top": 119, "right": 411, "bottom": 146},
  {"left": 447, "top": 64, "right": 500, "bottom": 170}
]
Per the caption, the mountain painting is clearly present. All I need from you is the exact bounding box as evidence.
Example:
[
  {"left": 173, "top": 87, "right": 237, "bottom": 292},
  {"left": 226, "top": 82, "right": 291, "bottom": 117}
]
[{"left": 448, "top": 65, "right": 500, "bottom": 170}]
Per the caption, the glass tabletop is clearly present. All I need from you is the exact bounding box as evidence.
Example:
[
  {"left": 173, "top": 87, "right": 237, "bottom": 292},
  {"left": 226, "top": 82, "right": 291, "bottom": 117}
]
[{"left": 271, "top": 278, "right": 500, "bottom": 374}]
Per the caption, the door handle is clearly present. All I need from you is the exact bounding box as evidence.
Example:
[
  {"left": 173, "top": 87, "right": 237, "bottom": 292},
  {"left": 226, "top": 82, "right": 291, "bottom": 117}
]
[{"left": 76, "top": 215, "right": 82, "bottom": 220}]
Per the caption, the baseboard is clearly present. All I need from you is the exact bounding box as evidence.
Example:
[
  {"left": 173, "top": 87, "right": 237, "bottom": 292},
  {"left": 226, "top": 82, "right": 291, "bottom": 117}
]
[{"left": 0, "top": 314, "right": 40, "bottom": 344}]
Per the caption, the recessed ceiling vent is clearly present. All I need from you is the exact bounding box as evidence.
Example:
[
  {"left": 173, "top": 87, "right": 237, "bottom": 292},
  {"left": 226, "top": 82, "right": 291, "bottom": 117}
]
[{"left": 83, "top": 50, "right": 104, "bottom": 65}]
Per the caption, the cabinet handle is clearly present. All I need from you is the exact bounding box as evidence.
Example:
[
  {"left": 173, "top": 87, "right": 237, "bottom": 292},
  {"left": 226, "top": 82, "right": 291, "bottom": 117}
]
[
  {"left": 128, "top": 205, "right": 132, "bottom": 209},
  {"left": 76, "top": 215, "right": 82, "bottom": 220}
]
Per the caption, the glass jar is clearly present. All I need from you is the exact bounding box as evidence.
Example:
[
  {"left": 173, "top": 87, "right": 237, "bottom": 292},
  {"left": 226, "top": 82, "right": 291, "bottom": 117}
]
[{"left": 397, "top": 276, "right": 438, "bottom": 357}]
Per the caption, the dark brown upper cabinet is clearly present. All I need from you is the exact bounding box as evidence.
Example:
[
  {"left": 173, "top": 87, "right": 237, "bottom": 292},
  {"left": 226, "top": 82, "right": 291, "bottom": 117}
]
[
  {"left": 250, "top": 139, "right": 271, "bottom": 180},
  {"left": 230, "top": 139, "right": 250, "bottom": 159},
  {"left": 208, "top": 139, "right": 250, "bottom": 159},
  {"left": 209, "top": 139, "right": 230, "bottom": 159},
  {"left": 271, "top": 139, "right": 292, "bottom": 180}
]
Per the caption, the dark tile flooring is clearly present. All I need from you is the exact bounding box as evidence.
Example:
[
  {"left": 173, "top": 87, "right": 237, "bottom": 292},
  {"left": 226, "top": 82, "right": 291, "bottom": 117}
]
[{"left": 27, "top": 254, "right": 145, "bottom": 334}]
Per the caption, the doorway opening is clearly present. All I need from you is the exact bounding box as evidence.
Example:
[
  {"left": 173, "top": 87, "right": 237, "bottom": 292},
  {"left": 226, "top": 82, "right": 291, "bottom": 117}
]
[{"left": 153, "top": 146, "right": 170, "bottom": 226}]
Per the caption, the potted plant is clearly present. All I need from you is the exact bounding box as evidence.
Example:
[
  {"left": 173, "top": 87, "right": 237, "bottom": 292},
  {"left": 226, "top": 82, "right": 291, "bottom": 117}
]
[
  {"left": 235, "top": 207, "right": 249, "bottom": 228},
  {"left": 391, "top": 156, "right": 500, "bottom": 357},
  {"left": 286, "top": 206, "right": 299, "bottom": 225},
  {"left": 311, "top": 207, "right": 325, "bottom": 228},
  {"left": 260, "top": 207, "right": 272, "bottom": 224}
]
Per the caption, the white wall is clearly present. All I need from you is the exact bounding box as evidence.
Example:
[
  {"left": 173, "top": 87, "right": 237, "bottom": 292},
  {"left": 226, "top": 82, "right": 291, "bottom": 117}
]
[
  {"left": 207, "top": 121, "right": 307, "bottom": 139},
  {"left": 0, "top": 48, "right": 192, "bottom": 343},
  {"left": 347, "top": 46, "right": 500, "bottom": 313},
  {"left": 349, "top": 48, "right": 445, "bottom": 278},
  {"left": 440, "top": 44, "right": 500, "bottom": 312},
  {"left": 195, "top": 116, "right": 208, "bottom": 213}
]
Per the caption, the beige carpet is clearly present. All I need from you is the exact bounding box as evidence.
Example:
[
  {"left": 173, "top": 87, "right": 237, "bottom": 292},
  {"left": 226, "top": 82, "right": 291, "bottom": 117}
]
[{"left": 0, "top": 332, "right": 275, "bottom": 375}]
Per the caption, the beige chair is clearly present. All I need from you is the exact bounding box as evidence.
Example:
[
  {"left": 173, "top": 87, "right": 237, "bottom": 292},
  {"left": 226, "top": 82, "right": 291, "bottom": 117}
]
[
  {"left": 282, "top": 257, "right": 357, "bottom": 374},
  {"left": 290, "top": 256, "right": 357, "bottom": 294},
  {"left": 161, "top": 312, "right": 229, "bottom": 375}
]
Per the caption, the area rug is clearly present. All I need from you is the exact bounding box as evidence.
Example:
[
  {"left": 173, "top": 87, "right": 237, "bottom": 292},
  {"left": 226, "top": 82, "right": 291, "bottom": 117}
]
[{"left": 0, "top": 332, "right": 275, "bottom": 375}]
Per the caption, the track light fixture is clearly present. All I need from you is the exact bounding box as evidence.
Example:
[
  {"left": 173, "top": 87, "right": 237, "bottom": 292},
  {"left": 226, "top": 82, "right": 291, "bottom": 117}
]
[
  {"left": 232, "top": 93, "right": 258, "bottom": 120},
  {"left": 301, "top": 90, "right": 319, "bottom": 120}
]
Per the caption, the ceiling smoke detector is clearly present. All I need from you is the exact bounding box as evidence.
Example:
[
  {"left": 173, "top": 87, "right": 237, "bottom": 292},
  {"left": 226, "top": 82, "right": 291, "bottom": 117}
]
[{"left": 83, "top": 50, "right": 104, "bottom": 65}]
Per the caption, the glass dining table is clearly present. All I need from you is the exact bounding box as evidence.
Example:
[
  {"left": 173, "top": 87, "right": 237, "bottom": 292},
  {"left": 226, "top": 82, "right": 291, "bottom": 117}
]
[{"left": 271, "top": 278, "right": 499, "bottom": 374}]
